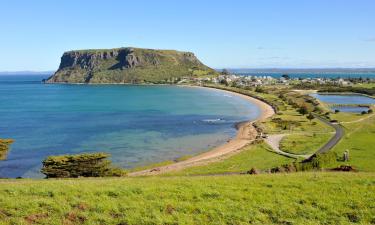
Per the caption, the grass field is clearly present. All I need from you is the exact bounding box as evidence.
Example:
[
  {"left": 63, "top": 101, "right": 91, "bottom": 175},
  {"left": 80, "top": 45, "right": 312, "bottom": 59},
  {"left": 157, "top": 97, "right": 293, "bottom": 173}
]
[
  {"left": 352, "top": 83, "right": 375, "bottom": 89},
  {"left": 166, "top": 143, "right": 293, "bottom": 176},
  {"left": 0, "top": 173, "right": 374, "bottom": 225},
  {"left": 331, "top": 112, "right": 375, "bottom": 171},
  {"left": 280, "top": 133, "right": 333, "bottom": 155}
]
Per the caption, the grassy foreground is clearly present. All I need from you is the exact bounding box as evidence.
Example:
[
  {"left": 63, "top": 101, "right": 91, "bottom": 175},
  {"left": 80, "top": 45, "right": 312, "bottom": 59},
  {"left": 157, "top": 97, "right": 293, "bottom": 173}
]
[{"left": 0, "top": 173, "right": 374, "bottom": 225}]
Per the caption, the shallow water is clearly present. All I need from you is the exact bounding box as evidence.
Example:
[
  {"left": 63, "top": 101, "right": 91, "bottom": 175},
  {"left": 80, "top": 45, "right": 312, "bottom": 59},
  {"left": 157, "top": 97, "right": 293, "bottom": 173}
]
[
  {"left": 0, "top": 75, "right": 261, "bottom": 178},
  {"left": 311, "top": 93, "right": 375, "bottom": 105},
  {"left": 331, "top": 106, "right": 369, "bottom": 113}
]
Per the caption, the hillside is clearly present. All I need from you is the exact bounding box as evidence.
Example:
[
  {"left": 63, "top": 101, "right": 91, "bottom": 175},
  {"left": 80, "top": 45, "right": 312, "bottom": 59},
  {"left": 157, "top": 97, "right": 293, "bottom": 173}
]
[
  {"left": 0, "top": 173, "right": 373, "bottom": 224},
  {"left": 46, "top": 47, "right": 217, "bottom": 84}
]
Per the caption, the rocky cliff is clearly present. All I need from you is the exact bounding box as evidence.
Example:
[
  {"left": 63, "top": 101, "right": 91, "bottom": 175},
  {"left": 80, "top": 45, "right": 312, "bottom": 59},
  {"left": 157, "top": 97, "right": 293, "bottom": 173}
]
[{"left": 46, "top": 47, "right": 217, "bottom": 84}]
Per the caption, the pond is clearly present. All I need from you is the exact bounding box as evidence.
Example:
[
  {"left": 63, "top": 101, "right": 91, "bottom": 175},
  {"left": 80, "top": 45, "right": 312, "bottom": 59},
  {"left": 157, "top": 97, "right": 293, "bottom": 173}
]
[
  {"left": 311, "top": 93, "right": 375, "bottom": 105},
  {"left": 311, "top": 93, "right": 374, "bottom": 113},
  {"left": 331, "top": 106, "right": 369, "bottom": 113}
]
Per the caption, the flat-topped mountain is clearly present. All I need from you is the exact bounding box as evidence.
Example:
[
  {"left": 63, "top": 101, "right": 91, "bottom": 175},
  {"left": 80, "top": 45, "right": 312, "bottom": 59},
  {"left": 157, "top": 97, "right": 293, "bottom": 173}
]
[{"left": 46, "top": 47, "right": 217, "bottom": 84}]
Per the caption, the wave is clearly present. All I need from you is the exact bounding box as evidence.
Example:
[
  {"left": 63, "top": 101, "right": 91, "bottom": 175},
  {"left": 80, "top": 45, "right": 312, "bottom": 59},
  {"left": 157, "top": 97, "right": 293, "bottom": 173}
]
[{"left": 202, "top": 118, "right": 225, "bottom": 123}]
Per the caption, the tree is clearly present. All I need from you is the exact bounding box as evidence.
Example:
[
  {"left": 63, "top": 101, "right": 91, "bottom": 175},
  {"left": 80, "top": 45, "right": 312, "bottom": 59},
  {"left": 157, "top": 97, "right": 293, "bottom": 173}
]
[
  {"left": 306, "top": 113, "right": 315, "bottom": 123},
  {"left": 221, "top": 69, "right": 230, "bottom": 75},
  {"left": 41, "top": 153, "right": 127, "bottom": 178},
  {"left": 220, "top": 79, "right": 229, "bottom": 86},
  {"left": 255, "top": 86, "right": 266, "bottom": 93},
  {"left": 298, "top": 105, "right": 308, "bottom": 115},
  {"left": 281, "top": 74, "right": 290, "bottom": 80}
]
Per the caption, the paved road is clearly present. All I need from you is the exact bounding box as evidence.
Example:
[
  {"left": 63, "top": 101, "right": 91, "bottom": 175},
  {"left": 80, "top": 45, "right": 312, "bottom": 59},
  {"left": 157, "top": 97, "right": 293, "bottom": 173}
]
[
  {"left": 313, "top": 115, "right": 345, "bottom": 154},
  {"left": 265, "top": 115, "right": 344, "bottom": 159}
]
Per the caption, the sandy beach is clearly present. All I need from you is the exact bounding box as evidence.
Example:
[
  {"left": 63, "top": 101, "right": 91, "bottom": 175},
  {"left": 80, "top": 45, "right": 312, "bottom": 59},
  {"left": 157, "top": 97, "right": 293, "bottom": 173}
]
[{"left": 129, "top": 86, "right": 275, "bottom": 176}]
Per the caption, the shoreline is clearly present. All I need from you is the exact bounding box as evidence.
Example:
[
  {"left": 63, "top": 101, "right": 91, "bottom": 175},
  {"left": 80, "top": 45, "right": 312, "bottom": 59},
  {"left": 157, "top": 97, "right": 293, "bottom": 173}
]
[{"left": 129, "top": 86, "right": 275, "bottom": 176}]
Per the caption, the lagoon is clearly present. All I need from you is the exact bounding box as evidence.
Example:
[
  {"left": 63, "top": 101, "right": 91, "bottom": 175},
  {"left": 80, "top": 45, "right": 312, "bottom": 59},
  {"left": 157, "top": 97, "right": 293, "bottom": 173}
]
[
  {"left": 311, "top": 93, "right": 375, "bottom": 105},
  {"left": 331, "top": 106, "right": 369, "bottom": 113},
  {"left": 311, "top": 93, "right": 375, "bottom": 113}
]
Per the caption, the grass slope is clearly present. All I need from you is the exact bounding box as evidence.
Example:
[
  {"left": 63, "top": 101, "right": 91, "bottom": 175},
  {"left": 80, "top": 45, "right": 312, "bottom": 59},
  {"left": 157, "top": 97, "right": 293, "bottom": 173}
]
[
  {"left": 331, "top": 112, "right": 375, "bottom": 171},
  {"left": 0, "top": 173, "right": 374, "bottom": 224},
  {"left": 280, "top": 133, "right": 333, "bottom": 155},
  {"left": 166, "top": 143, "right": 293, "bottom": 176}
]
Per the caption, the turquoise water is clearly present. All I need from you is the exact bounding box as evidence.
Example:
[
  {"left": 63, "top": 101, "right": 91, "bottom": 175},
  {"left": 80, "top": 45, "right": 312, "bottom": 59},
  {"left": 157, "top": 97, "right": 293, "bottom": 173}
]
[{"left": 0, "top": 75, "right": 260, "bottom": 178}]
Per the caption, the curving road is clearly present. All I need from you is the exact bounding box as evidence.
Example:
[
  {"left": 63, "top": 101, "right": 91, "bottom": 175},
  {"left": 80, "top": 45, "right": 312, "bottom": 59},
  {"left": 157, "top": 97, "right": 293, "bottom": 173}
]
[
  {"left": 313, "top": 115, "right": 344, "bottom": 154},
  {"left": 265, "top": 115, "right": 344, "bottom": 158}
]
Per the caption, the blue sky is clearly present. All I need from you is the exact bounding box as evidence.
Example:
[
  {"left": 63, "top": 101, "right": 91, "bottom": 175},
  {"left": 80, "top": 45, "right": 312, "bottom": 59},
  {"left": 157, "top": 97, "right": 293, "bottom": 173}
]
[{"left": 0, "top": 0, "right": 374, "bottom": 70}]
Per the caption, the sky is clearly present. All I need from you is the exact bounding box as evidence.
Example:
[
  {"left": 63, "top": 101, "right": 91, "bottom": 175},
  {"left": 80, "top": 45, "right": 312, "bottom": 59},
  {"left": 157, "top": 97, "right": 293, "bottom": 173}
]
[{"left": 0, "top": 0, "right": 374, "bottom": 71}]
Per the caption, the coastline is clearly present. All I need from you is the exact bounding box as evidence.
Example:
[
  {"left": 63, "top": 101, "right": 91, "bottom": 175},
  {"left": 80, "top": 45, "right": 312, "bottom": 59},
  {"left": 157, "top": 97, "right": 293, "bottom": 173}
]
[{"left": 129, "top": 86, "right": 275, "bottom": 176}]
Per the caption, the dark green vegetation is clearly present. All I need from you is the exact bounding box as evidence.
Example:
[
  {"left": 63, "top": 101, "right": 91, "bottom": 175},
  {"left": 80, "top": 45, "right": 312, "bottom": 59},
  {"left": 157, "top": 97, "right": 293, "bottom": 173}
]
[
  {"left": 0, "top": 139, "right": 13, "bottom": 160},
  {"left": 46, "top": 47, "right": 217, "bottom": 84},
  {"left": 293, "top": 82, "right": 375, "bottom": 96},
  {"left": 0, "top": 173, "right": 374, "bottom": 224},
  {"left": 270, "top": 152, "right": 339, "bottom": 173},
  {"left": 41, "top": 153, "right": 126, "bottom": 178},
  {"left": 318, "top": 86, "right": 375, "bottom": 96}
]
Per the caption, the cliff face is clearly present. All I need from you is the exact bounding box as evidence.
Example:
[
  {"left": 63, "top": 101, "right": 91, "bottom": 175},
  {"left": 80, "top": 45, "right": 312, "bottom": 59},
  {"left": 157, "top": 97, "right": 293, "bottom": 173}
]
[{"left": 46, "top": 47, "right": 217, "bottom": 83}]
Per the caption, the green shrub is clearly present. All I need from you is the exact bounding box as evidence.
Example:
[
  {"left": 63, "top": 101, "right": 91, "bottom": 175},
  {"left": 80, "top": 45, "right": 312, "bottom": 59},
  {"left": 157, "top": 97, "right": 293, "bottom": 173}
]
[
  {"left": 41, "top": 153, "right": 127, "bottom": 178},
  {"left": 270, "top": 152, "right": 338, "bottom": 173},
  {"left": 0, "top": 139, "right": 14, "bottom": 160}
]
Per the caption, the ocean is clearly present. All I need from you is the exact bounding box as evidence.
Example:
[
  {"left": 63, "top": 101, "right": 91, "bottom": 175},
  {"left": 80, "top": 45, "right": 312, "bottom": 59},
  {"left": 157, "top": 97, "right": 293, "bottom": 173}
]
[{"left": 0, "top": 75, "right": 260, "bottom": 178}]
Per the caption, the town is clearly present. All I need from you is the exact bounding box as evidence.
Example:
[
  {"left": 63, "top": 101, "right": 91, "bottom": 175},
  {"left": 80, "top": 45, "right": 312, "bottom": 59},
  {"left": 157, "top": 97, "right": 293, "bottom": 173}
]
[{"left": 179, "top": 71, "right": 375, "bottom": 88}]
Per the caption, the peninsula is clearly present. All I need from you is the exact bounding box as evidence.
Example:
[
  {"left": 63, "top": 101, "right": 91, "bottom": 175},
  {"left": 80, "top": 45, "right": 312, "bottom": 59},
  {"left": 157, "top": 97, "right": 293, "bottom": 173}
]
[{"left": 46, "top": 47, "right": 217, "bottom": 84}]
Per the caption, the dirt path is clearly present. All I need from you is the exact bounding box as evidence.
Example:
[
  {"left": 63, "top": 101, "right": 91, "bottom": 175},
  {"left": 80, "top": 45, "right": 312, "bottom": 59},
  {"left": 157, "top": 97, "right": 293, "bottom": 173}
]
[
  {"left": 128, "top": 87, "right": 275, "bottom": 176},
  {"left": 264, "top": 134, "right": 312, "bottom": 159},
  {"left": 340, "top": 113, "right": 374, "bottom": 124}
]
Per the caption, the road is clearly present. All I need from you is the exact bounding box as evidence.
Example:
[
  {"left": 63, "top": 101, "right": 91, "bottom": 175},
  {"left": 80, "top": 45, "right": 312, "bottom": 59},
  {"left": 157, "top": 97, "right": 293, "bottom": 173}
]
[
  {"left": 313, "top": 115, "right": 344, "bottom": 154},
  {"left": 265, "top": 115, "right": 344, "bottom": 158}
]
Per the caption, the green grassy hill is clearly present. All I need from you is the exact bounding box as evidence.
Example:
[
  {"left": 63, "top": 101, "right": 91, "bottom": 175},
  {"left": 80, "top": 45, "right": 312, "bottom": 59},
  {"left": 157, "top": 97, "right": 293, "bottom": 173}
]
[
  {"left": 46, "top": 47, "right": 217, "bottom": 84},
  {"left": 0, "top": 173, "right": 373, "bottom": 225}
]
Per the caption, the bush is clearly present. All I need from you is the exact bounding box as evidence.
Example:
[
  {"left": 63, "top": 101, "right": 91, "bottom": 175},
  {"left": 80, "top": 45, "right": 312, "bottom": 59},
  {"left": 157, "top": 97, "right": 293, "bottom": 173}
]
[
  {"left": 0, "top": 139, "right": 14, "bottom": 160},
  {"left": 368, "top": 109, "right": 373, "bottom": 114},
  {"left": 272, "top": 118, "right": 301, "bottom": 130},
  {"left": 298, "top": 105, "right": 308, "bottom": 115},
  {"left": 41, "top": 153, "right": 127, "bottom": 178},
  {"left": 361, "top": 111, "right": 367, "bottom": 115},
  {"left": 306, "top": 113, "right": 315, "bottom": 122},
  {"left": 247, "top": 167, "right": 259, "bottom": 174},
  {"left": 270, "top": 152, "right": 338, "bottom": 173},
  {"left": 255, "top": 86, "right": 266, "bottom": 93}
]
